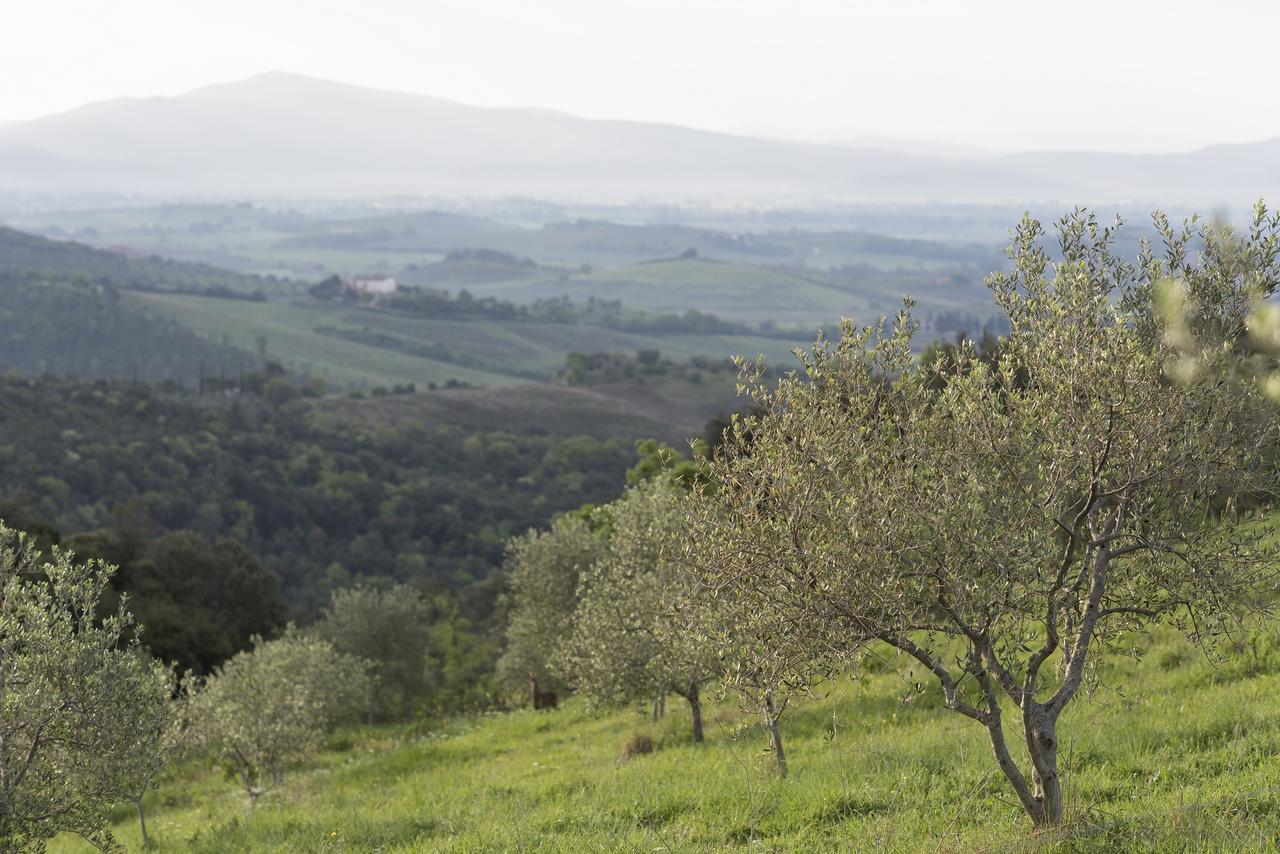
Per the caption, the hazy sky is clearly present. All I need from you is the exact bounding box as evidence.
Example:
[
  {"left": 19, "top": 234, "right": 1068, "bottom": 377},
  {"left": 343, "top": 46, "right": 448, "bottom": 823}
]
[{"left": 2, "top": 0, "right": 1274, "bottom": 152}]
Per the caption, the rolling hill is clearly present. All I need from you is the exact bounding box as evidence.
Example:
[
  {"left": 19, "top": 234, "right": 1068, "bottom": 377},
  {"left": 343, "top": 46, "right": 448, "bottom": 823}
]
[
  {"left": 0, "top": 228, "right": 276, "bottom": 382},
  {"left": 4, "top": 72, "right": 1278, "bottom": 205},
  {"left": 0, "top": 73, "right": 940, "bottom": 200},
  {"left": 0, "top": 225, "right": 286, "bottom": 295}
]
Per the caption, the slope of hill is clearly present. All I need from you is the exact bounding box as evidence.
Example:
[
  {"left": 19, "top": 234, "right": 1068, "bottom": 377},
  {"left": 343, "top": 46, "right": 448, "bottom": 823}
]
[
  {"left": 128, "top": 292, "right": 814, "bottom": 387},
  {"left": 465, "top": 256, "right": 991, "bottom": 326},
  {"left": 51, "top": 622, "right": 1280, "bottom": 851},
  {"left": 311, "top": 373, "right": 743, "bottom": 446},
  {"left": 0, "top": 271, "right": 257, "bottom": 383},
  {"left": 0, "top": 228, "right": 286, "bottom": 382},
  {"left": 0, "top": 225, "right": 286, "bottom": 295}
]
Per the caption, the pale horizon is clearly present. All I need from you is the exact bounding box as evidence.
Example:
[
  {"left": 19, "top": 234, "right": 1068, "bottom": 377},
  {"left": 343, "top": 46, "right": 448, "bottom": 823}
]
[{"left": 4, "top": 0, "right": 1277, "bottom": 154}]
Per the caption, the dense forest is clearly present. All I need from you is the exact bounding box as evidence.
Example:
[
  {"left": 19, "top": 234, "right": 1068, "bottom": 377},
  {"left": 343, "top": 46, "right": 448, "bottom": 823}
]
[{"left": 0, "top": 375, "right": 643, "bottom": 614}]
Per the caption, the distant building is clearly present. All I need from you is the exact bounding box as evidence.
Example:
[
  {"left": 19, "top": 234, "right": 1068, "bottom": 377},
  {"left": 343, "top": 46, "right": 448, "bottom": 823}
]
[{"left": 347, "top": 274, "right": 397, "bottom": 294}]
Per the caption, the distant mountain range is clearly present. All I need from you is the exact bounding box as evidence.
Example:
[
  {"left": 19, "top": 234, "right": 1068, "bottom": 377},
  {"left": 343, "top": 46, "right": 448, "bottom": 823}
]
[{"left": 1, "top": 72, "right": 1277, "bottom": 206}]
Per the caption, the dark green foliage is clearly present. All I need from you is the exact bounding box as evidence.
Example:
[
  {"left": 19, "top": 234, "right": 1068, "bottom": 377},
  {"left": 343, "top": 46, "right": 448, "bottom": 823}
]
[
  {"left": 625, "top": 439, "right": 708, "bottom": 491},
  {"left": 66, "top": 523, "right": 286, "bottom": 674},
  {"left": 560, "top": 351, "right": 735, "bottom": 386},
  {"left": 423, "top": 606, "right": 499, "bottom": 714},
  {"left": 307, "top": 276, "right": 347, "bottom": 300},
  {"left": 0, "top": 376, "right": 637, "bottom": 618}
]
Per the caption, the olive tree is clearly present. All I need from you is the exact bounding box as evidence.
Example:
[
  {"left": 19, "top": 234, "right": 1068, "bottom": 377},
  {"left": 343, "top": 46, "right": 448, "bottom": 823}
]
[
  {"left": 94, "top": 663, "right": 187, "bottom": 848},
  {"left": 703, "top": 581, "right": 830, "bottom": 778},
  {"left": 189, "top": 630, "right": 372, "bottom": 806},
  {"left": 0, "top": 525, "right": 173, "bottom": 852},
  {"left": 685, "top": 210, "right": 1280, "bottom": 825},
  {"left": 565, "top": 481, "right": 718, "bottom": 741},
  {"left": 497, "top": 513, "right": 607, "bottom": 702},
  {"left": 312, "top": 584, "right": 433, "bottom": 721}
]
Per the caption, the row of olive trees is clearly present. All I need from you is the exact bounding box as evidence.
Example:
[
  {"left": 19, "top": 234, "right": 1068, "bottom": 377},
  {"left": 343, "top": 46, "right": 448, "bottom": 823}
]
[
  {"left": 0, "top": 531, "right": 450, "bottom": 849},
  {"left": 496, "top": 475, "right": 792, "bottom": 768},
  {"left": 502, "top": 206, "right": 1280, "bottom": 828}
]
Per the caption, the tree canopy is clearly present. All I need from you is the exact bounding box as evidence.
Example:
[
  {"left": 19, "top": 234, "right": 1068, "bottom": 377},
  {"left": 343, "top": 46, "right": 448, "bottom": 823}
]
[
  {"left": 0, "top": 525, "right": 174, "bottom": 852},
  {"left": 565, "top": 480, "right": 719, "bottom": 741}
]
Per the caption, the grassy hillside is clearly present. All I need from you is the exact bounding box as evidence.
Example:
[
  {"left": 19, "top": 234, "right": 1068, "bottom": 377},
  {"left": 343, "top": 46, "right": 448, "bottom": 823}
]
[
  {"left": 54, "top": 624, "right": 1280, "bottom": 851},
  {"left": 130, "top": 291, "right": 812, "bottom": 388}
]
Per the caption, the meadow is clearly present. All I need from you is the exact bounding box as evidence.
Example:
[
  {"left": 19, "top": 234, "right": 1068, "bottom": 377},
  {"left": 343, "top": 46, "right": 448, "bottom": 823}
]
[{"left": 52, "top": 624, "right": 1280, "bottom": 852}]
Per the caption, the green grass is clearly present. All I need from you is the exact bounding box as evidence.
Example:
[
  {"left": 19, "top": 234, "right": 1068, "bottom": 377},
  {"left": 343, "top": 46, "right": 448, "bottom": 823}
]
[{"left": 55, "top": 625, "right": 1280, "bottom": 852}]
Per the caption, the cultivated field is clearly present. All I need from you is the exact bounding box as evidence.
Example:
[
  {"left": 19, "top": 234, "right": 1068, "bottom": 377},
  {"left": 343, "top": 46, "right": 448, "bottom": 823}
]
[{"left": 130, "top": 291, "right": 812, "bottom": 388}]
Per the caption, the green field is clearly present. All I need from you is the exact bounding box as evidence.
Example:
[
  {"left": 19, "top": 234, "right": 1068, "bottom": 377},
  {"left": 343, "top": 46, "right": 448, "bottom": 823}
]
[
  {"left": 455, "top": 258, "right": 990, "bottom": 327},
  {"left": 52, "top": 623, "right": 1280, "bottom": 852},
  {"left": 130, "top": 292, "right": 814, "bottom": 388},
  {"left": 467, "top": 258, "right": 861, "bottom": 325}
]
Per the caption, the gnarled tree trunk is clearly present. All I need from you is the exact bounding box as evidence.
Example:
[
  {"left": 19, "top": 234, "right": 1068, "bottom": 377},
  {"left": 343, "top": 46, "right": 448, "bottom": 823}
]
[{"left": 1024, "top": 711, "right": 1062, "bottom": 825}]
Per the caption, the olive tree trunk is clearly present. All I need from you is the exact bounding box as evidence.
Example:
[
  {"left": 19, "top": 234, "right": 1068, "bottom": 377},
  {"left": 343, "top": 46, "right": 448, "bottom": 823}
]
[
  {"left": 763, "top": 692, "right": 787, "bottom": 778},
  {"left": 688, "top": 693, "right": 704, "bottom": 743},
  {"left": 131, "top": 796, "right": 150, "bottom": 848},
  {"left": 673, "top": 683, "right": 704, "bottom": 743},
  {"left": 1025, "top": 711, "right": 1063, "bottom": 824}
]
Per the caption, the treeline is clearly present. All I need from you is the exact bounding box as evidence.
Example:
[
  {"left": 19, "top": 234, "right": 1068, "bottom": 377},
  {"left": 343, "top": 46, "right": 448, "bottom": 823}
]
[
  {"left": 924, "top": 307, "right": 1010, "bottom": 335},
  {"left": 560, "top": 350, "right": 736, "bottom": 386}
]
